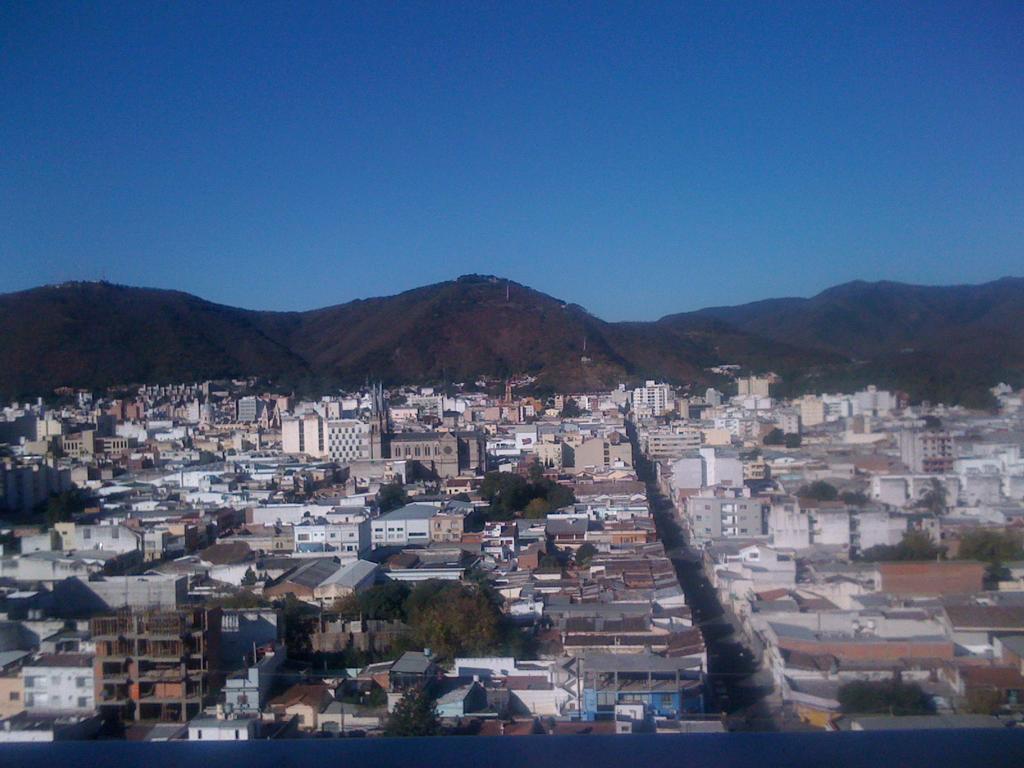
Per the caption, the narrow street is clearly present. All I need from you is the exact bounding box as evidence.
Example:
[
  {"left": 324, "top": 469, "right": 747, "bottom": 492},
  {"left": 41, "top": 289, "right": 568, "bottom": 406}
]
[{"left": 628, "top": 422, "right": 779, "bottom": 730}]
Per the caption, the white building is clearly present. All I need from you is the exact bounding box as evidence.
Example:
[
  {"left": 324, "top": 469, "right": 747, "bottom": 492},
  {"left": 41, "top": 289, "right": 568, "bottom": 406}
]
[
  {"left": 293, "top": 516, "right": 370, "bottom": 557},
  {"left": 631, "top": 381, "right": 674, "bottom": 417},
  {"left": 282, "top": 415, "right": 370, "bottom": 462},
  {"left": 22, "top": 654, "right": 94, "bottom": 714},
  {"left": 188, "top": 716, "right": 257, "bottom": 740},
  {"left": 370, "top": 504, "right": 435, "bottom": 548}
]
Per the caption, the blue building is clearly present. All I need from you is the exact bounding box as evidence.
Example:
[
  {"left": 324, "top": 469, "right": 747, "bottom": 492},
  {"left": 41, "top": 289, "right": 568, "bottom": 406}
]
[{"left": 578, "top": 652, "right": 704, "bottom": 722}]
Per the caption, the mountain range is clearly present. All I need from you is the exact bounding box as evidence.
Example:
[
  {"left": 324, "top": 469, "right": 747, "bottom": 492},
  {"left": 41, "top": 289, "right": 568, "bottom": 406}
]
[{"left": 1, "top": 275, "right": 1022, "bottom": 406}]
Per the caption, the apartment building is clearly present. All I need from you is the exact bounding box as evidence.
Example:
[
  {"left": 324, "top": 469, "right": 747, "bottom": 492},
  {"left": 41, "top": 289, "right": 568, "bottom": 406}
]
[
  {"left": 631, "top": 381, "right": 675, "bottom": 417},
  {"left": 685, "top": 491, "right": 768, "bottom": 545},
  {"left": 899, "top": 430, "right": 955, "bottom": 474},
  {"left": 22, "top": 655, "right": 95, "bottom": 714},
  {"left": 282, "top": 415, "right": 371, "bottom": 462},
  {"left": 91, "top": 608, "right": 221, "bottom": 723}
]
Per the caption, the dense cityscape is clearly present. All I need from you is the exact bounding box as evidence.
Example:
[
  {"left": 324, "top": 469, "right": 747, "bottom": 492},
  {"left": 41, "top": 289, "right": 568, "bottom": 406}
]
[{"left": 0, "top": 371, "right": 1023, "bottom": 742}]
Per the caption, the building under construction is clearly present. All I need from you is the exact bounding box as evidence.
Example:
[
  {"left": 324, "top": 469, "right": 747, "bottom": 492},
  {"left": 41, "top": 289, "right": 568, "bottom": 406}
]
[{"left": 91, "top": 607, "right": 221, "bottom": 723}]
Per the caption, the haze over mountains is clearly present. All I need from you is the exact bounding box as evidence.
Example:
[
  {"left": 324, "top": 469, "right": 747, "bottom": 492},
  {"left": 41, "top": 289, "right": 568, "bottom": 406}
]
[{"left": 1, "top": 275, "right": 1021, "bottom": 406}]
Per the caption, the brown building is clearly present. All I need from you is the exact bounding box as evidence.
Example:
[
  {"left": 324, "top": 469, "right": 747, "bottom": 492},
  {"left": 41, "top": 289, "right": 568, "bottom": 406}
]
[
  {"left": 91, "top": 608, "right": 221, "bottom": 723},
  {"left": 387, "top": 431, "right": 485, "bottom": 479},
  {"left": 877, "top": 561, "right": 986, "bottom": 597}
]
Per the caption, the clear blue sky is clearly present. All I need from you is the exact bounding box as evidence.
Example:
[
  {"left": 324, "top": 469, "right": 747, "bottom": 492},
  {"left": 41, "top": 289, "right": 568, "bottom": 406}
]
[{"left": 1, "top": 2, "right": 1021, "bottom": 320}]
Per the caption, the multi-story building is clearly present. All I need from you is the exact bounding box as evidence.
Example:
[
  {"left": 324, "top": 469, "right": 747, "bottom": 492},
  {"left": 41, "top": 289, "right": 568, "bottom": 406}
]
[
  {"left": 900, "top": 430, "right": 955, "bottom": 474},
  {"left": 736, "top": 376, "right": 771, "bottom": 397},
  {"left": 797, "top": 395, "right": 826, "bottom": 428},
  {"left": 370, "top": 504, "right": 436, "bottom": 548},
  {"left": 631, "top": 381, "right": 675, "bottom": 417},
  {"left": 0, "top": 458, "right": 73, "bottom": 514},
  {"left": 292, "top": 516, "right": 370, "bottom": 557},
  {"left": 430, "top": 511, "right": 465, "bottom": 543},
  {"left": 22, "top": 655, "right": 95, "bottom": 714},
  {"left": 643, "top": 428, "right": 702, "bottom": 460},
  {"left": 282, "top": 415, "right": 371, "bottom": 462},
  {"left": 569, "top": 435, "right": 633, "bottom": 472},
  {"left": 685, "top": 491, "right": 769, "bottom": 545},
  {"left": 91, "top": 608, "right": 221, "bottom": 723}
]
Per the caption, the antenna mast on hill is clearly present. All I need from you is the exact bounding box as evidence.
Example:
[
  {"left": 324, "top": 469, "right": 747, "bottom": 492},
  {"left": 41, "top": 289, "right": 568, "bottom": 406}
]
[{"left": 506, "top": 280, "right": 510, "bottom": 302}]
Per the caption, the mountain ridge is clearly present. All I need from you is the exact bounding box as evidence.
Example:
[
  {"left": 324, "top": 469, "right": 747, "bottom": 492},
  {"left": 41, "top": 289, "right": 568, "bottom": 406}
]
[{"left": 1, "top": 275, "right": 1021, "bottom": 405}]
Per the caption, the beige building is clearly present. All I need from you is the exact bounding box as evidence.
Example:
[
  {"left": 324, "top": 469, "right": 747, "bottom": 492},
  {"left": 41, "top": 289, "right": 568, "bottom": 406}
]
[
  {"left": 387, "top": 431, "right": 484, "bottom": 479},
  {"left": 430, "top": 512, "right": 464, "bottom": 543},
  {"left": 737, "top": 376, "right": 771, "bottom": 397},
  {"left": 569, "top": 434, "right": 633, "bottom": 472},
  {"left": 798, "top": 395, "right": 826, "bottom": 427}
]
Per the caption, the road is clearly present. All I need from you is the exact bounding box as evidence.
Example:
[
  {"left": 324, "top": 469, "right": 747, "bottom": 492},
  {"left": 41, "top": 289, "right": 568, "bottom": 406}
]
[{"left": 628, "top": 422, "right": 781, "bottom": 730}]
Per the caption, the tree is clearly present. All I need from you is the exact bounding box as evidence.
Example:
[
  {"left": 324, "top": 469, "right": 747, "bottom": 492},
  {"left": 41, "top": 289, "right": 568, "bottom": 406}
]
[
  {"left": 860, "top": 530, "right": 944, "bottom": 562},
  {"left": 838, "top": 680, "right": 931, "bottom": 716},
  {"left": 575, "top": 543, "right": 598, "bottom": 568},
  {"left": 358, "top": 580, "right": 412, "bottom": 621},
  {"left": 543, "top": 481, "right": 575, "bottom": 511},
  {"left": 281, "top": 595, "right": 319, "bottom": 658},
  {"left": 527, "top": 459, "right": 545, "bottom": 484},
  {"left": 404, "top": 581, "right": 501, "bottom": 660},
  {"left": 560, "top": 398, "right": 584, "bottom": 418},
  {"left": 783, "top": 432, "right": 802, "bottom": 448},
  {"left": 523, "top": 498, "right": 551, "bottom": 519},
  {"left": 763, "top": 428, "right": 785, "bottom": 446},
  {"left": 385, "top": 684, "right": 441, "bottom": 737},
  {"left": 841, "top": 490, "right": 869, "bottom": 507},
  {"left": 240, "top": 567, "right": 257, "bottom": 586},
  {"left": 378, "top": 481, "right": 409, "bottom": 513},
  {"left": 915, "top": 478, "right": 948, "bottom": 517},
  {"left": 44, "top": 489, "right": 90, "bottom": 527},
  {"left": 797, "top": 481, "right": 838, "bottom": 501},
  {"left": 957, "top": 529, "right": 1024, "bottom": 581}
]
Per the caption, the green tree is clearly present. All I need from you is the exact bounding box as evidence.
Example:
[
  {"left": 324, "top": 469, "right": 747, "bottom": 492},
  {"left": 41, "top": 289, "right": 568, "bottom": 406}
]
[
  {"left": 841, "top": 490, "right": 869, "bottom": 506},
  {"left": 861, "top": 530, "right": 944, "bottom": 562},
  {"left": 838, "top": 680, "right": 931, "bottom": 716},
  {"left": 358, "top": 580, "right": 412, "bottom": 621},
  {"left": 378, "top": 481, "right": 410, "bottom": 513},
  {"left": 543, "top": 481, "right": 575, "bottom": 510},
  {"left": 560, "top": 398, "right": 584, "bottom": 418},
  {"left": 763, "top": 428, "right": 785, "bottom": 446},
  {"left": 385, "top": 685, "right": 441, "bottom": 737},
  {"left": 797, "top": 481, "right": 838, "bottom": 501},
  {"left": 479, "top": 472, "right": 531, "bottom": 515},
  {"left": 404, "top": 581, "right": 501, "bottom": 661},
  {"left": 523, "top": 498, "right": 551, "bottom": 519},
  {"left": 281, "top": 595, "right": 319, "bottom": 658},
  {"left": 575, "top": 542, "right": 598, "bottom": 567},
  {"left": 783, "top": 432, "right": 802, "bottom": 448},
  {"left": 44, "top": 489, "right": 90, "bottom": 527},
  {"left": 527, "top": 459, "right": 545, "bottom": 484},
  {"left": 957, "top": 529, "right": 1024, "bottom": 579},
  {"left": 240, "top": 567, "right": 257, "bottom": 586}
]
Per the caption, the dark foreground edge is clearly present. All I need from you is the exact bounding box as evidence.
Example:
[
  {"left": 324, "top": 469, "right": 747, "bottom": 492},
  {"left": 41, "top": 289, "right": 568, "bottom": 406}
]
[{"left": 3, "top": 730, "right": 1024, "bottom": 768}]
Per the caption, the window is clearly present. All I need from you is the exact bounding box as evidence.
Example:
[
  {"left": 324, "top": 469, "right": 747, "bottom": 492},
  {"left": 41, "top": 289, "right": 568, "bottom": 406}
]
[
  {"left": 197, "top": 730, "right": 203, "bottom": 740},
  {"left": 76, "top": 677, "right": 88, "bottom": 688},
  {"left": 234, "top": 730, "right": 240, "bottom": 740},
  {"left": 9, "top": 691, "right": 18, "bottom": 701},
  {"left": 78, "top": 696, "right": 88, "bottom": 708}
]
